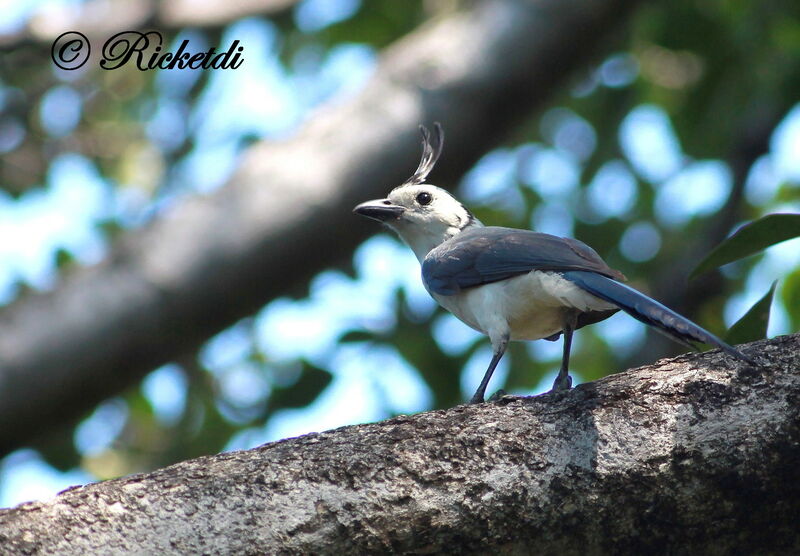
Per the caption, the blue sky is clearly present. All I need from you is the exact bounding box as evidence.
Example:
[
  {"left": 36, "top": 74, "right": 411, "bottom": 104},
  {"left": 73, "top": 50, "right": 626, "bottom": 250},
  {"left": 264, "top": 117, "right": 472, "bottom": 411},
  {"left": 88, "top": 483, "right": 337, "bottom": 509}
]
[{"left": 1, "top": 0, "right": 799, "bottom": 507}]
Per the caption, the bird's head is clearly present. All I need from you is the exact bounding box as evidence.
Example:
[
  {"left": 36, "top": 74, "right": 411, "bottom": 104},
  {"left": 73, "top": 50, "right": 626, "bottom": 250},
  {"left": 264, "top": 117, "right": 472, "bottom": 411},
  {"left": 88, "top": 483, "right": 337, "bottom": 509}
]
[{"left": 354, "top": 124, "right": 480, "bottom": 261}]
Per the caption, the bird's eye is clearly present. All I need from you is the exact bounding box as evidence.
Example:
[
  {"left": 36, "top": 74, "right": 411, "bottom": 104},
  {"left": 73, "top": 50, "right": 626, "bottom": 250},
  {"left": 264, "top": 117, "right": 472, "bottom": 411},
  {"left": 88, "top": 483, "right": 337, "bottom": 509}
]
[{"left": 416, "top": 192, "right": 433, "bottom": 206}]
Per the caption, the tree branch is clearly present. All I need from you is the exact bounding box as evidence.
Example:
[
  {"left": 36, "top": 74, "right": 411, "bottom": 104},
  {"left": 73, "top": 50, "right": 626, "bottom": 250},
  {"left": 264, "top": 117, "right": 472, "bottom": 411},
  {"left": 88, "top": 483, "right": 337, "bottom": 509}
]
[
  {"left": 0, "top": 0, "right": 642, "bottom": 455},
  {"left": 0, "top": 335, "right": 796, "bottom": 554},
  {"left": 0, "top": 0, "right": 300, "bottom": 48}
]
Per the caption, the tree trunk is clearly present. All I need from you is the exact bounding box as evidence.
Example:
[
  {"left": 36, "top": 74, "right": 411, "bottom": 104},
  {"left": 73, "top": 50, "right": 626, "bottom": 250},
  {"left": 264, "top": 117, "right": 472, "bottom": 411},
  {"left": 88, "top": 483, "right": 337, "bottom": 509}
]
[
  {"left": 1, "top": 334, "right": 797, "bottom": 555},
  {"left": 0, "top": 0, "right": 642, "bottom": 455}
]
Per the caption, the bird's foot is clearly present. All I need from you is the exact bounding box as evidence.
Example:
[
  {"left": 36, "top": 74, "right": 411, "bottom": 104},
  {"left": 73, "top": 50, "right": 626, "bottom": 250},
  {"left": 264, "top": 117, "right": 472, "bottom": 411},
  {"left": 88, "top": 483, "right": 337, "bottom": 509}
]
[
  {"left": 551, "top": 373, "right": 572, "bottom": 392},
  {"left": 469, "top": 392, "right": 485, "bottom": 404},
  {"left": 486, "top": 389, "right": 508, "bottom": 402}
]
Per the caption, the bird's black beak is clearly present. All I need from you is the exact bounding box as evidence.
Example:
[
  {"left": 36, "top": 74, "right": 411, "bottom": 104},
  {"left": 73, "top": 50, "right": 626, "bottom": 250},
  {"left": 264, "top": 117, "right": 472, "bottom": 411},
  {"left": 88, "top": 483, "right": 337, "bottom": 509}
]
[{"left": 353, "top": 199, "right": 405, "bottom": 222}]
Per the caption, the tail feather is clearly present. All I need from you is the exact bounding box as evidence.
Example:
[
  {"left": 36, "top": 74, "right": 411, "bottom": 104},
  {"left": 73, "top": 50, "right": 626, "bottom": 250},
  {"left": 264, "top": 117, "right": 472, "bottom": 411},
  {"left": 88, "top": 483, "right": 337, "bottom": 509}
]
[{"left": 562, "top": 270, "right": 754, "bottom": 365}]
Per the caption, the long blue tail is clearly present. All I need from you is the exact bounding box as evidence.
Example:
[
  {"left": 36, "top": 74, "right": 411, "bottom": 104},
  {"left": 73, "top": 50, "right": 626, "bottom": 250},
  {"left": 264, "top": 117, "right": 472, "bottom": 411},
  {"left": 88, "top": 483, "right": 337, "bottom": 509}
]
[{"left": 562, "top": 270, "right": 754, "bottom": 364}]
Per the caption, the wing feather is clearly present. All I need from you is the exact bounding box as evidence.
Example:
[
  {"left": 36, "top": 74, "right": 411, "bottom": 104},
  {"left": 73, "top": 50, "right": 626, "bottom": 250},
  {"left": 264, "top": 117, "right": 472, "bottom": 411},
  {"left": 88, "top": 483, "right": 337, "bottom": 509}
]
[{"left": 422, "top": 227, "right": 624, "bottom": 296}]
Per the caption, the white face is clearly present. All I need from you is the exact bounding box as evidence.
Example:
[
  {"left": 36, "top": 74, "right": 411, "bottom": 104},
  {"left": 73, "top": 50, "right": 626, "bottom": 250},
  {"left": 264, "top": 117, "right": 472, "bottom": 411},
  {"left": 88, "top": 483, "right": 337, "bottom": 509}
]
[
  {"left": 353, "top": 125, "right": 478, "bottom": 260},
  {"left": 383, "top": 184, "right": 478, "bottom": 261}
]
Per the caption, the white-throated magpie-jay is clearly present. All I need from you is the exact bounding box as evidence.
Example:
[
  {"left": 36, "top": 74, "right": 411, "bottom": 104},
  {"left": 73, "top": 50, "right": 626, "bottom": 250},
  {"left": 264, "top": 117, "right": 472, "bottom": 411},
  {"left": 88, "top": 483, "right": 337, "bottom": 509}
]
[{"left": 354, "top": 124, "right": 754, "bottom": 403}]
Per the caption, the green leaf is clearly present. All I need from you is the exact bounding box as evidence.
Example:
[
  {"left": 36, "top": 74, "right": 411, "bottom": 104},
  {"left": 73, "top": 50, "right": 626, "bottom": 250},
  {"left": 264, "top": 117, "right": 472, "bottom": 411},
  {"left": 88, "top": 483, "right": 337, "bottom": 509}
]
[
  {"left": 724, "top": 281, "right": 777, "bottom": 345},
  {"left": 781, "top": 267, "right": 800, "bottom": 331},
  {"left": 691, "top": 214, "right": 800, "bottom": 279}
]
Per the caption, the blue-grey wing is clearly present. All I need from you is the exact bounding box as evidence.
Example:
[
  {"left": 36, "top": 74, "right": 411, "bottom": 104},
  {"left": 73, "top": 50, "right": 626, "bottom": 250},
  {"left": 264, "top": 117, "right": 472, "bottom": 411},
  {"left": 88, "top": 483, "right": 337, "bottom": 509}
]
[{"left": 422, "top": 226, "right": 624, "bottom": 296}]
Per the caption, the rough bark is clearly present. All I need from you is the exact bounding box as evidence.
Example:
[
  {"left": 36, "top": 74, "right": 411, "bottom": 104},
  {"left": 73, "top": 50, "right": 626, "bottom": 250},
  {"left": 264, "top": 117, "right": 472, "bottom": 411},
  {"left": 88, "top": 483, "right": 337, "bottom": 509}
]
[
  {"left": 0, "top": 0, "right": 641, "bottom": 455},
  {"left": 1, "top": 334, "right": 798, "bottom": 555}
]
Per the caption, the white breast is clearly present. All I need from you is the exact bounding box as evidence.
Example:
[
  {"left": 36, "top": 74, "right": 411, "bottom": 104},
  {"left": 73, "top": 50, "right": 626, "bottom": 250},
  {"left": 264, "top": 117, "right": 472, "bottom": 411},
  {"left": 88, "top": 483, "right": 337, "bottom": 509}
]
[{"left": 430, "top": 271, "right": 617, "bottom": 342}]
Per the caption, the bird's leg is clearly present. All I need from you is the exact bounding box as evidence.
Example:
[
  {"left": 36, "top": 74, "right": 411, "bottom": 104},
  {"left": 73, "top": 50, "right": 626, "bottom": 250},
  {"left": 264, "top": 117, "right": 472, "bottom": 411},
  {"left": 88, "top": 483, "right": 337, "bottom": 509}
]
[
  {"left": 552, "top": 310, "right": 578, "bottom": 392},
  {"left": 470, "top": 333, "right": 509, "bottom": 404}
]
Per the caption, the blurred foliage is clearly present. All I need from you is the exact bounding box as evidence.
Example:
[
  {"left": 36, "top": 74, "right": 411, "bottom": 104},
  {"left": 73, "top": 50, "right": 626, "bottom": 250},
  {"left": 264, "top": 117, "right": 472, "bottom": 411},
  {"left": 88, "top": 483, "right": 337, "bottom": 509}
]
[
  {"left": 725, "top": 281, "right": 777, "bottom": 345},
  {"left": 692, "top": 213, "right": 800, "bottom": 278},
  {"left": 0, "top": 0, "right": 799, "bottom": 487},
  {"left": 280, "top": 0, "right": 429, "bottom": 61}
]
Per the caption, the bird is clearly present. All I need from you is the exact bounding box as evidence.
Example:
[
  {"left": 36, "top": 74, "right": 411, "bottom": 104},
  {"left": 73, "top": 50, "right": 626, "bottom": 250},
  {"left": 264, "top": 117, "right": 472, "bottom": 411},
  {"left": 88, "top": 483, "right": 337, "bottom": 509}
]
[{"left": 353, "top": 123, "right": 754, "bottom": 404}]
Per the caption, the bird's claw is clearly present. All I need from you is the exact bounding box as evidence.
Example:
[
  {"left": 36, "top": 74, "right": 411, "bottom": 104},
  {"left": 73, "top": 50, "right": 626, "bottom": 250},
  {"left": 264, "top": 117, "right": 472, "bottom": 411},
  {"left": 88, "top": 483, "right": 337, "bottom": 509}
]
[
  {"left": 551, "top": 373, "right": 572, "bottom": 392},
  {"left": 487, "top": 389, "right": 508, "bottom": 402}
]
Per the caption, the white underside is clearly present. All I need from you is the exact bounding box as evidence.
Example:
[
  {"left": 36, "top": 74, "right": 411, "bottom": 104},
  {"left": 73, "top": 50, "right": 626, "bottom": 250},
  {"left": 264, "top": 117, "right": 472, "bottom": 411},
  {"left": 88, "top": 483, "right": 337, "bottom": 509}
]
[{"left": 430, "top": 271, "right": 617, "bottom": 344}]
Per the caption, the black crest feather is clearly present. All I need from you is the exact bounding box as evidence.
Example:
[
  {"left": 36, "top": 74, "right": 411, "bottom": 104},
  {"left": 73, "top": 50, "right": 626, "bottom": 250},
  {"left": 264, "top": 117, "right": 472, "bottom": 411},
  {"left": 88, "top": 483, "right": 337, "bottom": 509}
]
[{"left": 404, "top": 122, "right": 444, "bottom": 185}]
